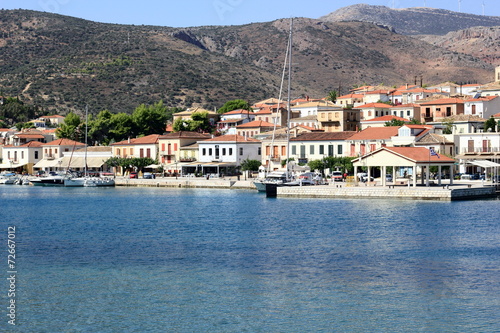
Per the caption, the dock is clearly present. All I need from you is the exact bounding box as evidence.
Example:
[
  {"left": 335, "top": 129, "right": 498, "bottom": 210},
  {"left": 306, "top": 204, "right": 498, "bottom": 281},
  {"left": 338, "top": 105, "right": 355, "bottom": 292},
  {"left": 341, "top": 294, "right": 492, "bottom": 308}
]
[{"left": 114, "top": 177, "right": 498, "bottom": 201}]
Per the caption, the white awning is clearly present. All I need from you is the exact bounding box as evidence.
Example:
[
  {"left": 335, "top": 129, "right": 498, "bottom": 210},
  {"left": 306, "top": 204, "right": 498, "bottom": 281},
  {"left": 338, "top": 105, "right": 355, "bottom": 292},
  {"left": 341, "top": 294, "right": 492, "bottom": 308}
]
[
  {"left": 0, "top": 162, "right": 27, "bottom": 169},
  {"left": 34, "top": 159, "right": 61, "bottom": 168},
  {"left": 467, "top": 160, "right": 500, "bottom": 168}
]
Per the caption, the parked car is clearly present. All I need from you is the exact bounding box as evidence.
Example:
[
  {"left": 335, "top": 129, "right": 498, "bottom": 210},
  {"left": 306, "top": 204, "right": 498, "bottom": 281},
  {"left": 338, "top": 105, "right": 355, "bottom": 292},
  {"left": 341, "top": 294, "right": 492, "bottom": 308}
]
[
  {"left": 143, "top": 172, "right": 155, "bottom": 179},
  {"left": 331, "top": 171, "right": 343, "bottom": 182},
  {"left": 357, "top": 172, "right": 374, "bottom": 182},
  {"left": 385, "top": 174, "right": 393, "bottom": 182},
  {"left": 129, "top": 172, "right": 138, "bottom": 179}
]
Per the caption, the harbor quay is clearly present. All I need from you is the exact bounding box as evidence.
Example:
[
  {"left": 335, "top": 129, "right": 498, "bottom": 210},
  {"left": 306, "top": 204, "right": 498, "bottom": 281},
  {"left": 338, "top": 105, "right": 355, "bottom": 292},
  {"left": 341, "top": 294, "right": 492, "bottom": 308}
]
[{"left": 114, "top": 177, "right": 498, "bottom": 201}]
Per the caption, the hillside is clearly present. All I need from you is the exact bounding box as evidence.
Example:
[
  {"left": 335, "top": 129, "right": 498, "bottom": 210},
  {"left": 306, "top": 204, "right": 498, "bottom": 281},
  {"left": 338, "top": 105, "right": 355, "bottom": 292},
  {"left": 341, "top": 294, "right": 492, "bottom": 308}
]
[
  {"left": 320, "top": 4, "right": 500, "bottom": 36},
  {"left": 0, "top": 9, "right": 495, "bottom": 117},
  {"left": 420, "top": 26, "right": 500, "bottom": 66}
]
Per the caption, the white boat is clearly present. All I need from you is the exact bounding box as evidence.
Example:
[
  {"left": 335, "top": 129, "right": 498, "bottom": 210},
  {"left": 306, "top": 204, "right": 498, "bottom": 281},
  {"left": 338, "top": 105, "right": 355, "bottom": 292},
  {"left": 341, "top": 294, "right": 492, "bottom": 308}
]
[
  {"left": 30, "top": 173, "right": 66, "bottom": 186},
  {"left": 254, "top": 171, "right": 288, "bottom": 192},
  {"left": 84, "top": 176, "right": 115, "bottom": 187}
]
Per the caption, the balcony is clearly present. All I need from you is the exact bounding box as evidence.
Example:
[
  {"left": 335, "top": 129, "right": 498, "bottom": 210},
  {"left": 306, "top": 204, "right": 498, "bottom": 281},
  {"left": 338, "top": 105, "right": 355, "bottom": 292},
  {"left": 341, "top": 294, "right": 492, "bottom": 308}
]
[
  {"left": 179, "top": 157, "right": 196, "bottom": 162},
  {"left": 45, "top": 154, "right": 55, "bottom": 160},
  {"left": 462, "top": 147, "right": 500, "bottom": 154}
]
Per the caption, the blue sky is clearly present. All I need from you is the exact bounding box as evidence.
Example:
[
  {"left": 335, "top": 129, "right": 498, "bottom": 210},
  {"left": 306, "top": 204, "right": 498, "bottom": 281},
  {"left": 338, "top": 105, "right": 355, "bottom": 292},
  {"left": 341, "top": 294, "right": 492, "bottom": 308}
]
[{"left": 1, "top": 0, "right": 498, "bottom": 27}]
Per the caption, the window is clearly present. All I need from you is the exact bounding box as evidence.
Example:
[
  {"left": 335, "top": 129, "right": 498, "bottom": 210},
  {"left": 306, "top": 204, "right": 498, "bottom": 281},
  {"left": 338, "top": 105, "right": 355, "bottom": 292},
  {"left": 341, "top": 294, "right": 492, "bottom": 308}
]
[
  {"left": 140, "top": 148, "right": 144, "bottom": 158},
  {"left": 337, "top": 145, "right": 343, "bottom": 155},
  {"left": 328, "top": 145, "right": 334, "bottom": 157},
  {"left": 229, "top": 148, "right": 233, "bottom": 155},
  {"left": 209, "top": 148, "right": 213, "bottom": 156},
  {"left": 222, "top": 148, "right": 226, "bottom": 155},
  {"left": 281, "top": 146, "right": 286, "bottom": 156},
  {"left": 146, "top": 148, "right": 150, "bottom": 158},
  {"left": 239, "top": 147, "right": 243, "bottom": 156},
  {"left": 407, "top": 110, "right": 410, "bottom": 116},
  {"left": 202, "top": 148, "right": 206, "bottom": 156},
  {"left": 472, "top": 105, "right": 476, "bottom": 114},
  {"left": 162, "top": 143, "right": 165, "bottom": 151},
  {"left": 35, "top": 151, "right": 39, "bottom": 159},
  {"left": 310, "top": 145, "right": 314, "bottom": 155},
  {"left": 130, "top": 148, "right": 134, "bottom": 156},
  {"left": 174, "top": 143, "right": 178, "bottom": 151},
  {"left": 446, "top": 107, "right": 452, "bottom": 117},
  {"left": 258, "top": 147, "right": 261, "bottom": 155},
  {"left": 291, "top": 145, "right": 296, "bottom": 155},
  {"left": 21, "top": 151, "right": 24, "bottom": 159},
  {"left": 319, "top": 145, "right": 324, "bottom": 154}
]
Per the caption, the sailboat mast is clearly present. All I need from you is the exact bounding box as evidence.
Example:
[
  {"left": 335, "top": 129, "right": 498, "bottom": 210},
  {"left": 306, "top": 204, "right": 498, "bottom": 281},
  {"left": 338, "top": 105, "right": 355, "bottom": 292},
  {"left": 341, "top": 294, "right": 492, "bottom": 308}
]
[
  {"left": 84, "top": 105, "right": 88, "bottom": 176},
  {"left": 286, "top": 18, "right": 293, "bottom": 179}
]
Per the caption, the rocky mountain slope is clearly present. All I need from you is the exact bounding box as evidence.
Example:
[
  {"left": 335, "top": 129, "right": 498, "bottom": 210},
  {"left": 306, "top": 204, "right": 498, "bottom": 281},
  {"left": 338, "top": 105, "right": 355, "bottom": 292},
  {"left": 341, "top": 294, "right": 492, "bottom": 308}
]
[
  {"left": 320, "top": 4, "right": 500, "bottom": 36},
  {"left": 0, "top": 9, "right": 496, "bottom": 116},
  {"left": 420, "top": 26, "right": 500, "bottom": 66}
]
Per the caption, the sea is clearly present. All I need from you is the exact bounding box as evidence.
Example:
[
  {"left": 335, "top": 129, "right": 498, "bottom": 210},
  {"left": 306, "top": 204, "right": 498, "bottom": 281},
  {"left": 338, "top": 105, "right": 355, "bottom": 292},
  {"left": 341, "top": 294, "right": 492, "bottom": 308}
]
[{"left": 1, "top": 186, "right": 499, "bottom": 332}]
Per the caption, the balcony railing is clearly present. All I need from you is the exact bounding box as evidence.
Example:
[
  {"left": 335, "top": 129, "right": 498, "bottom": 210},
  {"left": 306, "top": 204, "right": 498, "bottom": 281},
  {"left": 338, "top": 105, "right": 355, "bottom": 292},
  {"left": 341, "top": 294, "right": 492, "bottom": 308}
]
[
  {"left": 462, "top": 147, "right": 500, "bottom": 154},
  {"left": 179, "top": 157, "right": 196, "bottom": 162}
]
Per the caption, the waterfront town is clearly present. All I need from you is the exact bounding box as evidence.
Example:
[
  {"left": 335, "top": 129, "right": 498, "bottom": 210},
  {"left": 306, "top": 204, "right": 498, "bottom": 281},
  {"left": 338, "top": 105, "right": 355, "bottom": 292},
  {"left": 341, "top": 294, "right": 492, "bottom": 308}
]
[{"left": 1, "top": 66, "right": 500, "bottom": 196}]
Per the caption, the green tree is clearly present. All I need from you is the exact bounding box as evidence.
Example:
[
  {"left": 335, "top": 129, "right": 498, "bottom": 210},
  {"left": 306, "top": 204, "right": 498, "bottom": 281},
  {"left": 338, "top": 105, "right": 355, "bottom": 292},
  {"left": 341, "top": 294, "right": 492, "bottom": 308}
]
[
  {"left": 56, "top": 112, "right": 82, "bottom": 141},
  {"left": 109, "top": 113, "right": 134, "bottom": 142},
  {"left": 384, "top": 118, "right": 407, "bottom": 127},
  {"left": 326, "top": 90, "right": 338, "bottom": 104},
  {"left": 132, "top": 100, "right": 168, "bottom": 136},
  {"left": 240, "top": 158, "right": 261, "bottom": 172},
  {"left": 88, "top": 110, "right": 113, "bottom": 145},
  {"left": 173, "top": 117, "right": 190, "bottom": 132},
  {"left": 442, "top": 120, "right": 454, "bottom": 134},
  {"left": 189, "top": 111, "right": 212, "bottom": 133},
  {"left": 0, "top": 120, "right": 7, "bottom": 128},
  {"left": 217, "top": 99, "right": 250, "bottom": 114},
  {"left": 484, "top": 116, "right": 497, "bottom": 132}
]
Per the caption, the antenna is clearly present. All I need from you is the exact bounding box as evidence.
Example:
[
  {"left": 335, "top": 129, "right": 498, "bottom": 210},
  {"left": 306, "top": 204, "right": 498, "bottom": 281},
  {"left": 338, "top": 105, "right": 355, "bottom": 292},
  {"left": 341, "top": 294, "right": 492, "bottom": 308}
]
[
  {"left": 458, "top": 0, "right": 462, "bottom": 12},
  {"left": 424, "top": 0, "right": 427, "bottom": 7},
  {"left": 482, "top": 1, "right": 485, "bottom": 15}
]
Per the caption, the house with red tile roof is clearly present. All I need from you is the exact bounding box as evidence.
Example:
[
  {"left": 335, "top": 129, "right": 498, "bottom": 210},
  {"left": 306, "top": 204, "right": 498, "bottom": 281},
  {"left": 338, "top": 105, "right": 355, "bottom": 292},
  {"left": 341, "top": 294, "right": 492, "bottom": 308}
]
[
  {"left": 464, "top": 96, "right": 500, "bottom": 119},
  {"left": 352, "top": 146, "right": 455, "bottom": 187},
  {"left": 360, "top": 115, "right": 409, "bottom": 130},
  {"left": 158, "top": 131, "right": 211, "bottom": 166},
  {"left": 356, "top": 103, "right": 392, "bottom": 121},
  {"left": 0, "top": 141, "right": 44, "bottom": 174},
  {"left": 291, "top": 100, "right": 338, "bottom": 118},
  {"left": 184, "top": 134, "right": 261, "bottom": 176},
  {"left": 39, "top": 115, "right": 65, "bottom": 126},
  {"left": 217, "top": 109, "right": 256, "bottom": 135},
  {"left": 389, "top": 103, "right": 422, "bottom": 122},
  {"left": 289, "top": 115, "right": 320, "bottom": 130},
  {"left": 236, "top": 120, "right": 277, "bottom": 138},
  {"left": 32, "top": 138, "right": 86, "bottom": 172},
  {"left": 336, "top": 93, "right": 365, "bottom": 108},
  {"left": 401, "top": 87, "right": 443, "bottom": 104},
  {"left": 361, "top": 89, "right": 392, "bottom": 104},
  {"left": 418, "top": 98, "right": 465, "bottom": 122},
  {"left": 347, "top": 126, "right": 401, "bottom": 157},
  {"left": 289, "top": 131, "right": 356, "bottom": 165},
  {"left": 111, "top": 134, "right": 160, "bottom": 159},
  {"left": 317, "top": 107, "right": 360, "bottom": 132}
]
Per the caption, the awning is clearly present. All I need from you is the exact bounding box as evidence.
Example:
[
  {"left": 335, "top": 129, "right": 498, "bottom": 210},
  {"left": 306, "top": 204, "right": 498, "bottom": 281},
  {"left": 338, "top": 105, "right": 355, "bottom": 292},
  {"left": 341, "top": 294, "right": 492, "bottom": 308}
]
[
  {"left": 34, "top": 159, "right": 61, "bottom": 168},
  {"left": 59, "top": 156, "right": 108, "bottom": 168},
  {"left": 467, "top": 160, "right": 500, "bottom": 168},
  {"left": 0, "top": 162, "right": 27, "bottom": 169},
  {"left": 145, "top": 164, "right": 160, "bottom": 169}
]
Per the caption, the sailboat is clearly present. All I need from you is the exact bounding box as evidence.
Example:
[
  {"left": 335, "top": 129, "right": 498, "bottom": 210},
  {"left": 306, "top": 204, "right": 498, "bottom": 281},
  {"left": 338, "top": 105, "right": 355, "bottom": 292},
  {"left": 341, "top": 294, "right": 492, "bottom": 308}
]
[
  {"left": 64, "top": 106, "right": 115, "bottom": 187},
  {"left": 253, "top": 18, "right": 294, "bottom": 193}
]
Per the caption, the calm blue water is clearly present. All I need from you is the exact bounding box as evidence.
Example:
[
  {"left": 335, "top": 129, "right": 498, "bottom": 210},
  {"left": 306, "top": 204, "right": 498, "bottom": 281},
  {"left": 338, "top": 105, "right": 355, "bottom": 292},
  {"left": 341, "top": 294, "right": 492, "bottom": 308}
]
[{"left": 1, "top": 186, "right": 499, "bottom": 332}]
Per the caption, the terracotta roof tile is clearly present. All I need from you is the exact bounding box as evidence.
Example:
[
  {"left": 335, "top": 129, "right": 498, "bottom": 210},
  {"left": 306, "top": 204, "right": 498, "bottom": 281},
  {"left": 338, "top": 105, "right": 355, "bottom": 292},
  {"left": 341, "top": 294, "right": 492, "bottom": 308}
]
[
  {"left": 290, "top": 132, "right": 356, "bottom": 141},
  {"left": 111, "top": 134, "right": 160, "bottom": 145},
  {"left": 202, "top": 134, "right": 260, "bottom": 143},
  {"left": 349, "top": 126, "right": 400, "bottom": 140},
  {"left": 419, "top": 98, "right": 465, "bottom": 105},
  {"left": 356, "top": 103, "right": 392, "bottom": 109},
  {"left": 43, "top": 138, "right": 85, "bottom": 146},
  {"left": 236, "top": 120, "right": 277, "bottom": 128}
]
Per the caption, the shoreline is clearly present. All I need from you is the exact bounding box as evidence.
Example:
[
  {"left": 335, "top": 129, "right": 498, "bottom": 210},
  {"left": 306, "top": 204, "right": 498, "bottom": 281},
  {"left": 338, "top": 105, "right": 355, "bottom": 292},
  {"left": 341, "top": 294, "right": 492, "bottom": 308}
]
[{"left": 114, "top": 177, "right": 499, "bottom": 200}]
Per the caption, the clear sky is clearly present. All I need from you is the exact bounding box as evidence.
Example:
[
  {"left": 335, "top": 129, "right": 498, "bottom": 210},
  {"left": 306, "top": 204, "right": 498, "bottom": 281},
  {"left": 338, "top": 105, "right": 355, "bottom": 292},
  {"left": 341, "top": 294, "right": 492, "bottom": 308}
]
[{"left": 1, "top": 0, "right": 498, "bottom": 27}]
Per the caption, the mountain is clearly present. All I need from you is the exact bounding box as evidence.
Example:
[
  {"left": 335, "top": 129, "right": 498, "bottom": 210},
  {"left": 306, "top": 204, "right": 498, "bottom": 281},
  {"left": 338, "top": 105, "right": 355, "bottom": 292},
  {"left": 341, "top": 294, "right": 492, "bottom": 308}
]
[
  {"left": 320, "top": 4, "right": 500, "bottom": 36},
  {"left": 420, "top": 26, "right": 500, "bottom": 66},
  {"left": 0, "top": 9, "right": 496, "bottom": 117}
]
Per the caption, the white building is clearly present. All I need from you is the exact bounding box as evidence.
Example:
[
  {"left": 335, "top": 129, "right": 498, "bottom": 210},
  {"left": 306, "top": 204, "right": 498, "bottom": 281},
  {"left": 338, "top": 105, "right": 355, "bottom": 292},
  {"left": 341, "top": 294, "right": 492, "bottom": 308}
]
[{"left": 464, "top": 96, "right": 500, "bottom": 119}]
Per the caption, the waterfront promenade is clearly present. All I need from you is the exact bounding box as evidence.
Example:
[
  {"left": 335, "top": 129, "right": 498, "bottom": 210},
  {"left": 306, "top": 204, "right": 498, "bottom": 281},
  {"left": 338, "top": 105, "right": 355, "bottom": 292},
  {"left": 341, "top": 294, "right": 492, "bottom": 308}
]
[{"left": 115, "top": 176, "right": 498, "bottom": 200}]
